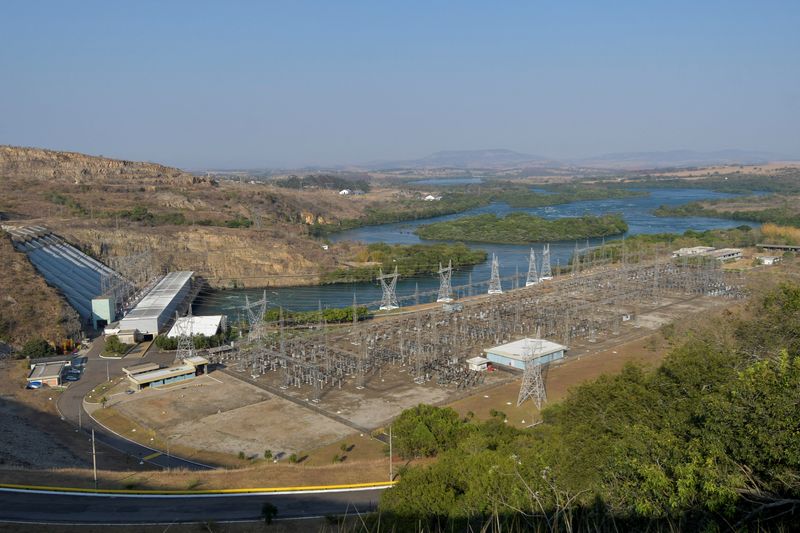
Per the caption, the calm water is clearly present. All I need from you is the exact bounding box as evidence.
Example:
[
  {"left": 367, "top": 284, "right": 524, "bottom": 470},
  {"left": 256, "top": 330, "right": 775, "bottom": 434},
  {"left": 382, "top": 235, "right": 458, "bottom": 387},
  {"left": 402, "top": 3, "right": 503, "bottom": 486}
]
[{"left": 194, "top": 188, "right": 753, "bottom": 316}]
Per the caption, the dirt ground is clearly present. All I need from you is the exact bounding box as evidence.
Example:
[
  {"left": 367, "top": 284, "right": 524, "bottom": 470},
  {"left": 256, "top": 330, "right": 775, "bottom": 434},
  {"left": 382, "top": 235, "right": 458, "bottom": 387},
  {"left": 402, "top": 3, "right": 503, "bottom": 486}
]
[
  {"left": 448, "top": 293, "right": 728, "bottom": 426},
  {"left": 0, "top": 359, "right": 140, "bottom": 471},
  {"left": 98, "top": 292, "right": 728, "bottom": 464},
  {"left": 106, "top": 372, "right": 356, "bottom": 459},
  {"left": 448, "top": 333, "right": 669, "bottom": 426}
]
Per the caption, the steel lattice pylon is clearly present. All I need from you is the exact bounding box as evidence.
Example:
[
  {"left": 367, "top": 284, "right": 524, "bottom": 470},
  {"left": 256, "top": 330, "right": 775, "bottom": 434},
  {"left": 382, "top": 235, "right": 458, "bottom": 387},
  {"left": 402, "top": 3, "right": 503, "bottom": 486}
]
[
  {"left": 539, "top": 243, "right": 552, "bottom": 280},
  {"left": 525, "top": 248, "right": 539, "bottom": 287},
  {"left": 378, "top": 267, "right": 400, "bottom": 310},
  {"left": 488, "top": 254, "right": 503, "bottom": 295},
  {"left": 517, "top": 338, "right": 546, "bottom": 408},
  {"left": 174, "top": 309, "right": 194, "bottom": 364},
  {"left": 244, "top": 290, "right": 268, "bottom": 342},
  {"left": 437, "top": 260, "right": 453, "bottom": 302}
]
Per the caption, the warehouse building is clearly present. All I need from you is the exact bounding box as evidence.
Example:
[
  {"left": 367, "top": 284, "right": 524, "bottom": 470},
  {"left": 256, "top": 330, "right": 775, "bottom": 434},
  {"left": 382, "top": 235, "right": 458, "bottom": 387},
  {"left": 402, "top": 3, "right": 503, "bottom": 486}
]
[
  {"left": 118, "top": 271, "right": 194, "bottom": 338},
  {"left": 483, "top": 338, "right": 567, "bottom": 370},
  {"left": 708, "top": 248, "right": 743, "bottom": 262},
  {"left": 126, "top": 356, "right": 209, "bottom": 391}
]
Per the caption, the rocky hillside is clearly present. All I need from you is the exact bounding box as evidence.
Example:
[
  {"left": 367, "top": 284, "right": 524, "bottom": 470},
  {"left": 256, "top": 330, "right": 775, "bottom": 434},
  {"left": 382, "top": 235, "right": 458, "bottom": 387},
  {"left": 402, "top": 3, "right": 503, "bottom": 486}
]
[
  {"left": 0, "top": 145, "right": 209, "bottom": 186},
  {"left": 0, "top": 234, "right": 80, "bottom": 347}
]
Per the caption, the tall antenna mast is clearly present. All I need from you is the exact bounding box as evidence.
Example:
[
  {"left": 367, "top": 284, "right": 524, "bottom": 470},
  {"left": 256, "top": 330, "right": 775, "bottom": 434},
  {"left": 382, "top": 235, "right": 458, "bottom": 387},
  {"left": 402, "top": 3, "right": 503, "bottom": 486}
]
[{"left": 437, "top": 260, "right": 453, "bottom": 303}]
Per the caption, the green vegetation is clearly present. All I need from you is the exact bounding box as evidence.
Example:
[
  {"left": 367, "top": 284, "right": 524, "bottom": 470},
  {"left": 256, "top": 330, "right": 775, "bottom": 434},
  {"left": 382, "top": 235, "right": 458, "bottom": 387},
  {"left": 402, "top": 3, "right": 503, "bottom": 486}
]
[
  {"left": 311, "top": 185, "right": 647, "bottom": 235},
  {"left": 45, "top": 192, "right": 88, "bottom": 216},
  {"left": 310, "top": 192, "right": 491, "bottom": 236},
  {"left": 380, "top": 282, "right": 800, "bottom": 530},
  {"left": 415, "top": 213, "right": 628, "bottom": 244},
  {"left": 654, "top": 197, "right": 800, "bottom": 227},
  {"left": 617, "top": 168, "right": 800, "bottom": 194},
  {"left": 579, "top": 226, "right": 759, "bottom": 265},
  {"left": 494, "top": 184, "right": 646, "bottom": 208},
  {"left": 321, "top": 242, "right": 487, "bottom": 283},
  {"left": 153, "top": 332, "right": 230, "bottom": 351},
  {"left": 274, "top": 173, "right": 371, "bottom": 193},
  {"left": 113, "top": 206, "right": 252, "bottom": 228},
  {"left": 262, "top": 306, "right": 369, "bottom": 325},
  {"left": 17, "top": 337, "right": 55, "bottom": 359},
  {"left": 102, "top": 335, "right": 130, "bottom": 356}
]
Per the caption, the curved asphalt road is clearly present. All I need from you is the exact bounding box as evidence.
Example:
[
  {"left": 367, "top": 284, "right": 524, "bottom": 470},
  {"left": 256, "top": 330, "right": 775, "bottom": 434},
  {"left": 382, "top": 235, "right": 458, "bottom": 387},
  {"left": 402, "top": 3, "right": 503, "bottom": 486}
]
[
  {"left": 56, "top": 338, "right": 213, "bottom": 470},
  {"left": 0, "top": 488, "right": 385, "bottom": 524}
]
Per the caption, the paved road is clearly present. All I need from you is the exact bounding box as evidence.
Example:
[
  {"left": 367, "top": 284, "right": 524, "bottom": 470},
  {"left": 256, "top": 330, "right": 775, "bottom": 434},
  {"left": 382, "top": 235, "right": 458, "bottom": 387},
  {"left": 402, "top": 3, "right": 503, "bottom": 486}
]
[
  {"left": 56, "top": 339, "right": 212, "bottom": 471},
  {"left": 0, "top": 488, "right": 385, "bottom": 524}
]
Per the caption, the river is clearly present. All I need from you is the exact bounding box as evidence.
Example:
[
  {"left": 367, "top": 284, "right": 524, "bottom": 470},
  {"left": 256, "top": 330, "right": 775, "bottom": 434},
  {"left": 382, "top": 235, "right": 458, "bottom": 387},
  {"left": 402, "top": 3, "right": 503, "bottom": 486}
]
[{"left": 193, "top": 188, "right": 752, "bottom": 317}]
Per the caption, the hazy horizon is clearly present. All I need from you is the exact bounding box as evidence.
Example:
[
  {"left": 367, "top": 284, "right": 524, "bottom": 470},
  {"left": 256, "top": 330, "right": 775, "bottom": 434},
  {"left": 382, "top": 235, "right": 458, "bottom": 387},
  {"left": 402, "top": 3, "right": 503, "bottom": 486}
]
[{"left": 1, "top": 1, "right": 798, "bottom": 168}]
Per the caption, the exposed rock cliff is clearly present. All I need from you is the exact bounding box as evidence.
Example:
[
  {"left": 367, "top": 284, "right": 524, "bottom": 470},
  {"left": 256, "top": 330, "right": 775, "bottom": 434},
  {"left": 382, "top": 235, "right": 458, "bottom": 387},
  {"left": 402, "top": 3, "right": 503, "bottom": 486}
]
[
  {"left": 63, "top": 225, "right": 356, "bottom": 288},
  {"left": 0, "top": 145, "right": 211, "bottom": 186}
]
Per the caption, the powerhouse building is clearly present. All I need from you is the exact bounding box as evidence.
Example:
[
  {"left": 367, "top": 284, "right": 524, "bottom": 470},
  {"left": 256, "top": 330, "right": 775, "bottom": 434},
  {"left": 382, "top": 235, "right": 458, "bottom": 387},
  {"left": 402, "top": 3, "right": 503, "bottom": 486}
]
[{"left": 117, "top": 271, "right": 193, "bottom": 337}]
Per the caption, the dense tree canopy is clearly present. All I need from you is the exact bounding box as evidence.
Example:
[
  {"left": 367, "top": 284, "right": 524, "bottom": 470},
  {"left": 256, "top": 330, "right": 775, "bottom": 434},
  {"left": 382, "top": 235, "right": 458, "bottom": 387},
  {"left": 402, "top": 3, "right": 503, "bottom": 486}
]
[{"left": 380, "top": 282, "right": 800, "bottom": 530}]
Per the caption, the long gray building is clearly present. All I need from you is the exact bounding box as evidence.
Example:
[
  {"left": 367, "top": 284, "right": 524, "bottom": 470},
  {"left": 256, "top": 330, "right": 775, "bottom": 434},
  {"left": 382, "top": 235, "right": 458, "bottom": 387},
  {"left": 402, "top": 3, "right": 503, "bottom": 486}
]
[{"left": 117, "top": 271, "right": 194, "bottom": 337}]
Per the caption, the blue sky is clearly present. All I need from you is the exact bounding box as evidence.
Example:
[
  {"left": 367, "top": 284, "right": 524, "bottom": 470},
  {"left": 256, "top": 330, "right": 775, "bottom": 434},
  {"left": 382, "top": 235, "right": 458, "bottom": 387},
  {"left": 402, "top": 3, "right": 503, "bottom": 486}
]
[{"left": 1, "top": 1, "right": 798, "bottom": 168}]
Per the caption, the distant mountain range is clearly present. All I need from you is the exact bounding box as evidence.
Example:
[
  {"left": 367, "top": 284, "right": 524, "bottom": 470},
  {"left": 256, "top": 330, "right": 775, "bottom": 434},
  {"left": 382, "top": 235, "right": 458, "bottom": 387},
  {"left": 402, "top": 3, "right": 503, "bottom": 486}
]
[
  {"left": 366, "top": 149, "right": 556, "bottom": 170},
  {"left": 573, "top": 149, "right": 791, "bottom": 169},
  {"left": 364, "top": 148, "right": 795, "bottom": 171}
]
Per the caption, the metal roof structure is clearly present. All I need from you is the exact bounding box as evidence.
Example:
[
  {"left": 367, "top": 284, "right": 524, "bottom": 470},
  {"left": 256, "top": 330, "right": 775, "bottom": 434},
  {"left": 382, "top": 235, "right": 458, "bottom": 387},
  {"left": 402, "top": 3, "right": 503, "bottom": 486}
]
[
  {"left": 3, "top": 225, "right": 119, "bottom": 319},
  {"left": 28, "top": 361, "right": 67, "bottom": 381},
  {"left": 118, "top": 271, "right": 193, "bottom": 334},
  {"left": 484, "top": 338, "right": 567, "bottom": 363},
  {"left": 166, "top": 315, "right": 223, "bottom": 338}
]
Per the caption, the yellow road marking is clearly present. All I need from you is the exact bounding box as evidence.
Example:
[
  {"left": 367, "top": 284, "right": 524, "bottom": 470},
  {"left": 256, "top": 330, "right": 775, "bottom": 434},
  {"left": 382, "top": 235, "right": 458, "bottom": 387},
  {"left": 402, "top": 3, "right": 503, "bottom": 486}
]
[
  {"left": 0, "top": 480, "right": 396, "bottom": 495},
  {"left": 142, "top": 452, "right": 162, "bottom": 461}
]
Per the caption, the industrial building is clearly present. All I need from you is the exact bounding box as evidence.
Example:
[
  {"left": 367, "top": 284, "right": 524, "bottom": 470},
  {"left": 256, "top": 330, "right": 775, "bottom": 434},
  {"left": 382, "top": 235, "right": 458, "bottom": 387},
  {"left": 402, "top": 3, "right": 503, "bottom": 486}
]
[
  {"left": 27, "top": 361, "right": 68, "bottom": 387},
  {"left": 483, "top": 338, "right": 567, "bottom": 370},
  {"left": 466, "top": 356, "right": 490, "bottom": 371},
  {"left": 125, "top": 356, "right": 209, "bottom": 390},
  {"left": 708, "top": 248, "right": 743, "bottom": 262},
  {"left": 118, "top": 271, "right": 194, "bottom": 338},
  {"left": 167, "top": 315, "right": 224, "bottom": 338},
  {"left": 671, "top": 246, "right": 715, "bottom": 258}
]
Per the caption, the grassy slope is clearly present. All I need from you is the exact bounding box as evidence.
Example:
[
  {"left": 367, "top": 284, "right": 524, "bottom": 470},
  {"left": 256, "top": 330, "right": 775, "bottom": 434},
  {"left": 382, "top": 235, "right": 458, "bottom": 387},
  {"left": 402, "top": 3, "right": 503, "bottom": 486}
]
[{"left": 0, "top": 234, "right": 80, "bottom": 347}]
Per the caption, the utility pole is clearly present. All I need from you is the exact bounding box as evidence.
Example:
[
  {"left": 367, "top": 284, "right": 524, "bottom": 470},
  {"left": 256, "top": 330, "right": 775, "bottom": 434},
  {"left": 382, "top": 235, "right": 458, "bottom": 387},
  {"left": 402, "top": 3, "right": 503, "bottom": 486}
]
[
  {"left": 106, "top": 361, "right": 109, "bottom": 382},
  {"left": 91, "top": 428, "right": 98, "bottom": 490}
]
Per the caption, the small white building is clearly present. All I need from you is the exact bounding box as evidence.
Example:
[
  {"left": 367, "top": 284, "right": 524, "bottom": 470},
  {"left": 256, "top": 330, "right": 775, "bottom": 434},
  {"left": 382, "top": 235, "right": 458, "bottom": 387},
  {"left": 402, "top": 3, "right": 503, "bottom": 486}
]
[
  {"left": 423, "top": 194, "right": 442, "bottom": 201},
  {"left": 671, "top": 246, "right": 715, "bottom": 258},
  {"left": 483, "top": 338, "right": 567, "bottom": 370},
  {"left": 756, "top": 255, "right": 781, "bottom": 265},
  {"left": 466, "top": 356, "right": 490, "bottom": 372},
  {"left": 339, "top": 189, "right": 352, "bottom": 196}
]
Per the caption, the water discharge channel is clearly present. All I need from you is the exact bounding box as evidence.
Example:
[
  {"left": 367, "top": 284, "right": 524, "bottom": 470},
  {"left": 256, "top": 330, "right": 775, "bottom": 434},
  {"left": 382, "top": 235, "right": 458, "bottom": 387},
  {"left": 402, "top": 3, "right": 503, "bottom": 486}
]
[{"left": 194, "top": 188, "right": 754, "bottom": 317}]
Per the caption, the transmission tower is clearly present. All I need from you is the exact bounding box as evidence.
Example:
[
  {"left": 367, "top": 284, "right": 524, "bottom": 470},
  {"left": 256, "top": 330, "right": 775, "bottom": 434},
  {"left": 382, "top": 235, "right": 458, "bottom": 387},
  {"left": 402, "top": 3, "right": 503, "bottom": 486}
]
[
  {"left": 540, "top": 244, "right": 552, "bottom": 280},
  {"left": 437, "top": 261, "right": 453, "bottom": 303},
  {"left": 244, "top": 290, "right": 268, "bottom": 342},
  {"left": 517, "top": 338, "right": 546, "bottom": 409},
  {"left": 378, "top": 267, "right": 399, "bottom": 311},
  {"left": 488, "top": 254, "right": 503, "bottom": 295},
  {"left": 526, "top": 248, "right": 539, "bottom": 287},
  {"left": 572, "top": 241, "right": 581, "bottom": 277},
  {"left": 174, "top": 309, "right": 194, "bottom": 364}
]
